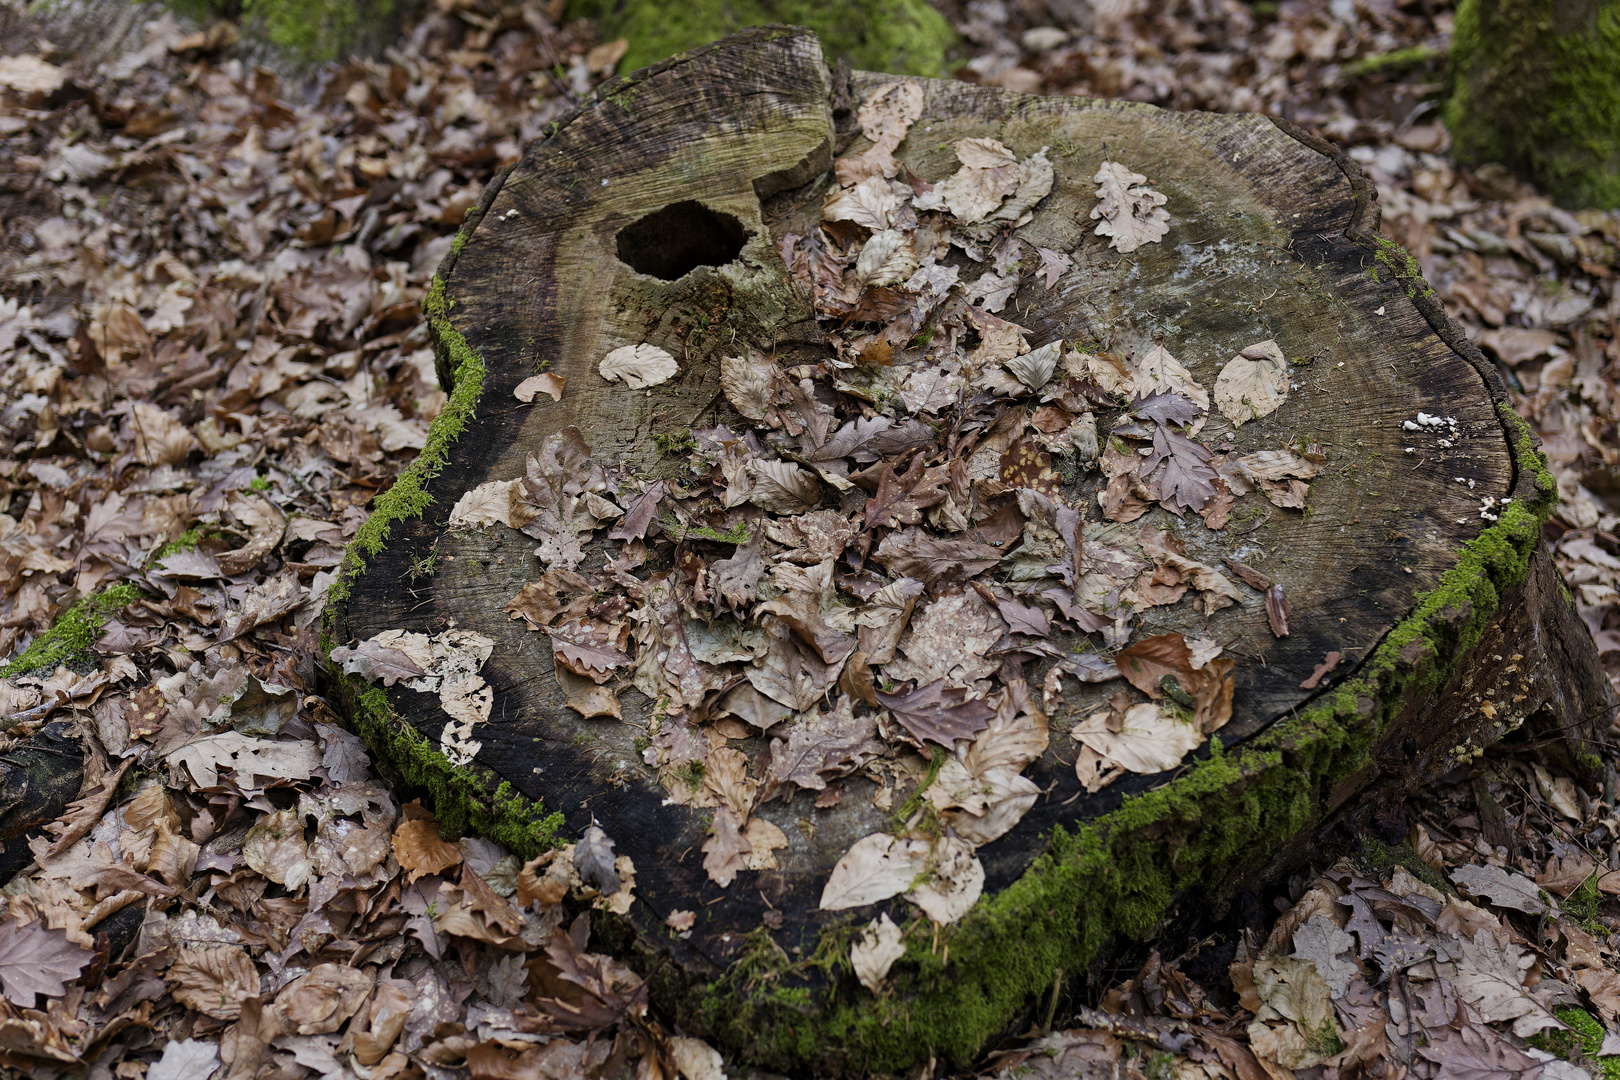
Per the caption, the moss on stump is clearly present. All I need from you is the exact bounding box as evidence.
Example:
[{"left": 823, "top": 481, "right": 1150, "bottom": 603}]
[
  {"left": 1445, "top": 0, "right": 1620, "bottom": 209},
  {"left": 567, "top": 0, "right": 957, "bottom": 76}
]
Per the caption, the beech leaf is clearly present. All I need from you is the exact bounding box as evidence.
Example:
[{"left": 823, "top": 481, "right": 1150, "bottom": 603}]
[
  {"left": 599, "top": 343, "right": 678, "bottom": 389},
  {"left": 1090, "top": 161, "right": 1170, "bottom": 253}
]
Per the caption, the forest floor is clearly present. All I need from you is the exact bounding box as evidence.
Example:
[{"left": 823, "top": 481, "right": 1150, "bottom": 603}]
[{"left": 0, "top": 1, "right": 1618, "bottom": 1078}]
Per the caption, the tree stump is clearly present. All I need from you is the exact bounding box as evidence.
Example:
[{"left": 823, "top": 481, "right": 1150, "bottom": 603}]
[{"left": 327, "top": 27, "right": 1616, "bottom": 1072}]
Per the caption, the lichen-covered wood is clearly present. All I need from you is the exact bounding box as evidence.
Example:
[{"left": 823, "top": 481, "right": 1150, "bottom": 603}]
[{"left": 326, "top": 27, "right": 1614, "bottom": 1072}]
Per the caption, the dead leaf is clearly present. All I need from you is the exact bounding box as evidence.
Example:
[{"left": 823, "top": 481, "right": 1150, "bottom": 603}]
[
  {"left": 1267, "top": 584, "right": 1291, "bottom": 637},
  {"left": 820, "top": 833, "right": 930, "bottom": 911},
  {"left": 1214, "top": 340, "right": 1289, "bottom": 426},
  {"left": 243, "top": 806, "right": 313, "bottom": 891},
  {"left": 1073, "top": 702, "right": 1203, "bottom": 791},
  {"left": 393, "top": 816, "right": 463, "bottom": 884},
  {"left": 1451, "top": 863, "right": 1550, "bottom": 914},
  {"left": 574, "top": 825, "right": 621, "bottom": 895},
  {"left": 1090, "top": 161, "right": 1170, "bottom": 253},
  {"left": 273, "top": 963, "right": 374, "bottom": 1035},
  {"left": 168, "top": 945, "right": 260, "bottom": 1020},
  {"left": 599, "top": 343, "right": 678, "bottom": 389},
  {"left": 515, "top": 372, "right": 566, "bottom": 402},
  {"left": 0, "top": 917, "right": 91, "bottom": 1006}
]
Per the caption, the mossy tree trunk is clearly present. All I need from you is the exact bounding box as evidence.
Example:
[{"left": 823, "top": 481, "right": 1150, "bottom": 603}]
[
  {"left": 566, "top": 0, "right": 957, "bottom": 77},
  {"left": 328, "top": 27, "right": 1616, "bottom": 1073},
  {"left": 1445, "top": 0, "right": 1620, "bottom": 209}
]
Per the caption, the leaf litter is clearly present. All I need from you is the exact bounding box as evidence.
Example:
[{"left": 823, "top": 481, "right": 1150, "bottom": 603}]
[{"left": 2, "top": 0, "right": 1619, "bottom": 1075}]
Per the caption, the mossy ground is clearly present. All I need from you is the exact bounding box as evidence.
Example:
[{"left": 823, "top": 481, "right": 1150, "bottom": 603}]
[
  {"left": 1445, "top": 0, "right": 1620, "bottom": 209},
  {"left": 2, "top": 582, "right": 144, "bottom": 679},
  {"left": 165, "top": 0, "right": 403, "bottom": 65},
  {"left": 566, "top": 0, "right": 957, "bottom": 77},
  {"left": 1531, "top": 1008, "right": 1620, "bottom": 1079}
]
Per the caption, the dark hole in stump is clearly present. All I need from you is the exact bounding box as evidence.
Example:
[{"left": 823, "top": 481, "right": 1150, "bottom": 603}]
[{"left": 616, "top": 200, "right": 747, "bottom": 280}]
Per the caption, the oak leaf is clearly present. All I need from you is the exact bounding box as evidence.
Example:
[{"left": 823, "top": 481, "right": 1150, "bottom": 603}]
[
  {"left": 1090, "top": 161, "right": 1170, "bottom": 253},
  {"left": 0, "top": 917, "right": 90, "bottom": 1006}
]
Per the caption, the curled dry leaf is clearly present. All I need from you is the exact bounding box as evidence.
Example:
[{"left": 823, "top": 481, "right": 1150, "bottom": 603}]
[
  {"left": 599, "top": 343, "right": 678, "bottom": 389},
  {"left": 273, "top": 963, "right": 374, "bottom": 1035},
  {"left": 393, "top": 816, "right": 463, "bottom": 884},
  {"left": 1267, "top": 584, "right": 1291, "bottom": 637},
  {"left": 515, "top": 372, "right": 566, "bottom": 402}
]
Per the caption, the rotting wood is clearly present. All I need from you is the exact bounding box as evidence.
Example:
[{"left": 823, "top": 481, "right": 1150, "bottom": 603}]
[{"left": 326, "top": 26, "right": 1615, "bottom": 1072}]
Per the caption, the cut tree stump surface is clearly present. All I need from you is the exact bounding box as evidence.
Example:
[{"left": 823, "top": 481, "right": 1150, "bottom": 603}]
[{"left": 328, "top": 26, "right": 1613, "bottom": 1070}]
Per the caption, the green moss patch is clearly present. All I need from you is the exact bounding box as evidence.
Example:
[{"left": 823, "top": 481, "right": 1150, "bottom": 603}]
[
  {"left": 567, "top": 0, "right": 957, "bottom": 77},
  {"left": 2, "top": 582, "right": 144, "bottom": 678}
]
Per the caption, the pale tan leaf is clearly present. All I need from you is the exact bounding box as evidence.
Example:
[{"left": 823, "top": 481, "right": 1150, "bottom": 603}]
[
  {"left": 1090, "top": 161, "right": 1170, "bottom": 253},
  {"left": 1214, "top": 339, "right": 1289, "bottom": 426},
  {"left": 670, "top": 1036, "right": 727, "bottom": 1080},
  {"left": 515, "top": 373, "right": 566, "bottom": 402},
  {"left": 1072, "top": 702, "right": 1204, "bottom": 777},
  {"left": 242, "top": 807, "right": 312, "bottom": 891},
  {"left": 599, "top": 343, "right": 678, "bottom": 389},
  {"left": 954, "top": 137, "right": 1018, "bottom": 169},
  {"left": 129, "top": 402, "right": 198, "bottom": 466},
  {"left": 0, "top": 55, "right": 64, "bottom": 94},
  {"left": 820, "top": 833, "right": 930, "bottom": 911},
  {"left": 851, "top": 913, "right": 906, "bottom": 994},
  {"left": 720, "top": 350, "right": 776, "bottom": 421},
  {"left": 907, "top": 834, "right": 984, "bottom": 924},
  {"left": 855, "top": 229, "right": 918, "bottom": 289},
  {"left": 823, "top": 176, "right": 898, "bottom": 230}
]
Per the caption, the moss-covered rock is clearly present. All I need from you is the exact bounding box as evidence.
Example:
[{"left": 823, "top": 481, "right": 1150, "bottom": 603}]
[
  {"left": 567, "top": 0, "right": 957, "bottom": 76},
  {"left": 1445, "top": 0, "right": 1620, "bottom": 209}
]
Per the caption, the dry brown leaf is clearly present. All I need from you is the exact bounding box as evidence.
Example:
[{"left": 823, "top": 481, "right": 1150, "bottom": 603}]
[
  {"left": 167, "top": 945, "right": 260, "bottom": 1020},
  {"left": 515, "top": 372, "right": 566, "bottom": 402},
  {"left": 393, "top": 816, "right": 463, "bottom": 883},
  {"left": 272, "top": 963, "right": 374, "bottom": 1035}
]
